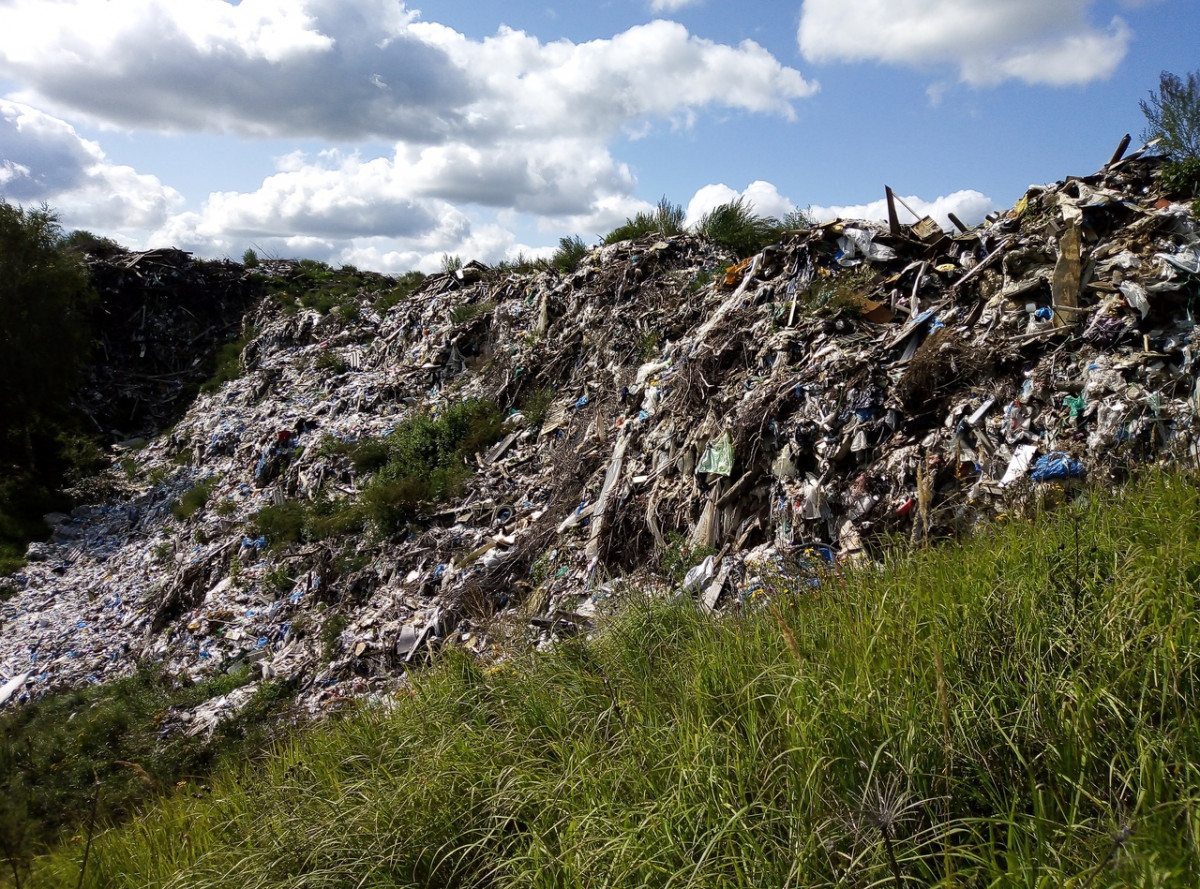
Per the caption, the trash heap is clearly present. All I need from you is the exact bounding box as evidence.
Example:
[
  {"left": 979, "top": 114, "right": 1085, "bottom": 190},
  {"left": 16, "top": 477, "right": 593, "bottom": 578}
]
[
  {"left": 80, "top": 248, "right": 261, "bottom": 439},
  {"left": 3, "top": 148, "right": 1199, "bottom": 723}
]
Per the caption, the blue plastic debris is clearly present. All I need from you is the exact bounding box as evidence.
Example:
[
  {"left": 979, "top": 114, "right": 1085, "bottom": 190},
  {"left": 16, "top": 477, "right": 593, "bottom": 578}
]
[
  {"left": 574, "top": 395, "right": 589, "bottom": 409},
  {"left": 1035, "top": 306, "right": 1054, "bottom": 321},
  {"left": 1030, "top": 452, "right": 1086, "bottom": 482}
]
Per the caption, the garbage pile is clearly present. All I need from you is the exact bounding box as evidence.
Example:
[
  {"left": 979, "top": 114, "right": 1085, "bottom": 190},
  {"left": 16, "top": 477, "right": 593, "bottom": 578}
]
[
  {"left": 3, "top": 147, "right": 1199, "bottom": 724},
  {"left": 80, "top": 248, "right": 261, "bottom": 439}
]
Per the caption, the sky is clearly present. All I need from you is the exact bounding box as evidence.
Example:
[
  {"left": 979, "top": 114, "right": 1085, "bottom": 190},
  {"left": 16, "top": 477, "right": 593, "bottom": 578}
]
[{"left": 0, "top": 0, "right": 1192, "bottom": 274}]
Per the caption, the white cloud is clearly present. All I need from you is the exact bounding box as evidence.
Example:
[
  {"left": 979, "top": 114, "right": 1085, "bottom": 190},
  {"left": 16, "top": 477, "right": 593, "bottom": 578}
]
[
  {"left": 0, "top": 100, "right": 182, "bottom": 235},
  {"left": 650, "top": 0, "right": 701, "bottom": 12},
  {"left": 797, "top": 0, "right": 1131, "bottom": 86},
  {"left": 685, "top": 180, "right": 797, "bottom": 227},
  {"left": 0, "top": 3, "right": 815, "bottom": 140},
  {"left": 809, "top": 190, "right": 996, "bottom": 230}
]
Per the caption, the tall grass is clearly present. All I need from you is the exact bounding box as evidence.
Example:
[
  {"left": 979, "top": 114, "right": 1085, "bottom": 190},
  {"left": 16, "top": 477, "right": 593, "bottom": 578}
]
[{"left": 25, "top": 470, "right": 1200, "bottom": 888}]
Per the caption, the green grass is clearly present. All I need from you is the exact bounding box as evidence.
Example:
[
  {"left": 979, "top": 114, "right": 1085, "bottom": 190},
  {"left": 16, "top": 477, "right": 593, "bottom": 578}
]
[
  {"left": 169, "top": 475, "right": 219, "bottom": 520},
  {"left": 20, "top": 469, "right": 1200, "bottom": 888},
  {"left": 198, "top": 328, "right": 256, "bottom": 393},
  {"left": 0, "top": 665, "right": 294, "bottom": 884},
  {"left": 250, "top": 400, "right": 505, "bottom": 546},
  {"left": 603, "top": 197, "right": 686, "bottom": 244}
]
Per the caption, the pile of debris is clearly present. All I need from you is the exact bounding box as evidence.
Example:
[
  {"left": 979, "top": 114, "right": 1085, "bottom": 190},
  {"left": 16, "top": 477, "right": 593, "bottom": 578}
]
[
  {"left": 3, "top": 146, "right": 1199, "bottom": 724},
  {"left": 79, "top": 248, "right": 261, "bottom": 439}
]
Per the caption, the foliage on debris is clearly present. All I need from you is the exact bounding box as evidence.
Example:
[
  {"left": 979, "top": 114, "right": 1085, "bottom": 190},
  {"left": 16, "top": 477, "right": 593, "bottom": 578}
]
[
  {"left": 170, "top": 476, "right": 219, "bottom": 521},
  {"left": 694, "top": 196, "right": 786, "bottom": 258},
  {"left": 603, "top": 196, "right": 686, "bottom": 244},
  {"left": 550, "top": 235, "right": 589, "bottom": 273},
  {"left": 373, "top": 270, "right": 427, "bottom": 315},
  {"left": 198, "top": 326, "right": 257, "bottom": 393},
  {"left": 35, "top": 471, "right": 1200, "bottom": 888},
  {"left": 250, "top": 399, "right": 505, "bottom": 545}
]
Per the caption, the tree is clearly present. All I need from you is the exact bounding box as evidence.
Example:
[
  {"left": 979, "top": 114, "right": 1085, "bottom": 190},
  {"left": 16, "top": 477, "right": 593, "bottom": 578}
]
[
  {"left": 0, "top": 203, "right": 95, "bottom": 444},
  {"left": 1140, "top": 69, "right": 1200, "bottom": 159}
]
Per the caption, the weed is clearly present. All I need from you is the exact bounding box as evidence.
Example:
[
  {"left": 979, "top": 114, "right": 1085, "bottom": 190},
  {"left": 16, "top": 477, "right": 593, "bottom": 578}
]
[
  {"left": 170, "top": 476, "right": 218, "bottom": 520},
  {"left": 264, "top": 565, "right": 293, "bottom": 594},
  {"left": 373, "top": 270, "right": 426, "bottom": 314},
  {"left": 1160, "top": 156, "right": 1200, "bottom": 197},
  {"left": 658, "top": 531, "right": 719, "bottom": 584},
  {"left": 42, "top": 472, "right": 1200, "bottom": 889},
  {"left": 550, "top": 235, "right": 588, "bottom": 273},
  {"left": 603, "top": 196, "right": 686, "bottom": 244},
  {"left": 694, "top": 196, "right": 783, "bottom": 258},
  {"left": 519, "top": 387, "right": 555, "bottom": 428},
  {"left": 450, "top": 300, "right": 495, "bottom": 325},
  {"left": 320, "top": 613, "right": 350, "bottom": 663},
  {"left": 314, "top": 350, "right": 348, "bottom": 374},
  {"left": 199, "top": 327, "right": 256, "bottom": 394}
]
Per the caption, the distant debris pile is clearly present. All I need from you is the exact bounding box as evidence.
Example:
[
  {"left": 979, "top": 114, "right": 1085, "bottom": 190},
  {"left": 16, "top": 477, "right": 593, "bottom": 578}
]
[{"left": 3, "top": 145, "right": 1199, "bottom": 721}]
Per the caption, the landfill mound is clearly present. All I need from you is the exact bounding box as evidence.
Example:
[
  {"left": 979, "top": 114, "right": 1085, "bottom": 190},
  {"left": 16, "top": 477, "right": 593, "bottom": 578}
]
[
  {"left": 79, "top": 248, "right": 262, "bottom": 439},
  {"left": 3, "top": 148, "right": 1199, "bottom": 727}
]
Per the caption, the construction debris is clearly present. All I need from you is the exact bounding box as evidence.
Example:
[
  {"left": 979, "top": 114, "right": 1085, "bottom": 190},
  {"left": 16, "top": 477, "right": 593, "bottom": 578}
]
[{"left": 3, "top": 148, "right": 1199, "bottom": 726}]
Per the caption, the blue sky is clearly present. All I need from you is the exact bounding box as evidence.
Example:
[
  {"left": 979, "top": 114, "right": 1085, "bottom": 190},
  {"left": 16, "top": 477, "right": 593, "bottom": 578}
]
[{"left": 0, "top": 0, "right": 1191, "bottom": 273}]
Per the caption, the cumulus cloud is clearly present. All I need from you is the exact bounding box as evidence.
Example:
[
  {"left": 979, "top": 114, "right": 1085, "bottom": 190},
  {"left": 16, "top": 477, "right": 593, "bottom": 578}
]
[
  {"left": 809, "top": 190, "right": 997, "bottom": 230},
  {"left": 685, "top": 180, "right": 798, "bottom": 227},
  {"left": 0, "top": 100, "right": 182, "bottom": 233},
  {"left": 0, "top": 2, "right": 815, "bottom": 140},
  {"left": 797, "top": 0, "right": 1131, "bottom": 86}
]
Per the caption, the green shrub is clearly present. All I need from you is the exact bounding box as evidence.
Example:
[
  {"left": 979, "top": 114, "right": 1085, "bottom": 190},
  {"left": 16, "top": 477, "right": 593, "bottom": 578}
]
[
  {"left": 1161, "top": 156, "right": 1200, "bottom": 197},
  {"left": 249, "top": 501, "right": 308, "bottom": 546},
  {"left": 242, "top": 248, "right": 259, "bottom": 268},
  {"left": 550, "top": 235, "right": 589, "bottom": 273},
  {"left": 694, "top": 196, "right": 783, "bottom": 258},
  {"left": 314, "top": 350, "right": 348, "bottom": 374},
  {"left": 199, "top": 327, "right": 256, "bottom": 393},
  {"left": 373, "top": 270, "right": 427, "bottom": 314},
  {"left": 450, "top": 300, "right": 495, "bottom": 325},
  {"left": 519, "top": 387, "right": 555, "bottom": 427},
  {"left": 170, "top": 476, "right": 219, "bottom": 520},
  {"left": 603, "top": 196, "right": 685, "bottom": 244},
  {"left": 320, "top": 613, "right": 350, "bottom": 662}
]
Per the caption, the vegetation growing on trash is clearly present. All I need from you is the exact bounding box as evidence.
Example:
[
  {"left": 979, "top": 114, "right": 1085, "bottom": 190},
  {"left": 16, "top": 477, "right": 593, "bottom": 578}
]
[
  {"left": 250, "top": 400, "right": 506, "bottom": 545},
  {"left": 169, "top": 476, "right": 219, "bottom": 520},
  {"left": 694, "top": 196, "right": 807, "bottom": 259},
  {"left": 1142, "top": 69, "right": 1200, "bottom": 213},
  {"left": 657, "top": 531, "right": 719, "bottom": 584},
  {"left": 30, "top": 469, "right": 1200, "bottom": 888},
  {"left": 550, "top": 234, "right": 589, "bottom": 273},
  {"left": 449, "top": 299, "right": 496, "bottom": 325},
  {"left": 602, "top": 196, "right": 686, "bottom": 244},
  {"left": 357, "top": 398, "right": 506, "bottom": 534},
  {"left": 198, "top": 326, "right": 257, "bottom": 393},
  {"left": 372, "top": 270, "right": 427, "bottom": 314},
  {"left": 263, "top": 260, "right": 387, "bottom": 318},
  {"left": 0, "top": 664, "right": 292, "bottom": 884}
]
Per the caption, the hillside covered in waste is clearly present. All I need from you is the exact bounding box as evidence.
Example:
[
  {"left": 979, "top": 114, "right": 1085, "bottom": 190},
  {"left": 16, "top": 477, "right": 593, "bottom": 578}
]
[{"left": 3, "top": 147, "right": 1199, "bottom": 726}]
